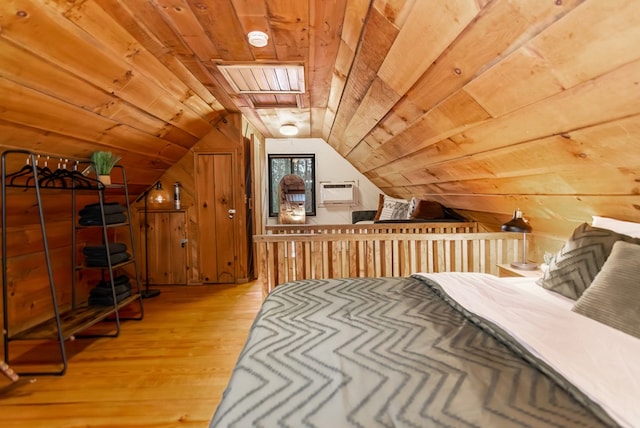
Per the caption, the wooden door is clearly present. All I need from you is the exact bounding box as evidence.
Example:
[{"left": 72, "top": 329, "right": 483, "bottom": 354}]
[
  {"left": 246, "top": 135, "right": 257, "bottom": 279},
  {"left": 145, "top": 210, "right": 187, "bottom": 285},
  {"left": 196, "top": 153, "right": 236, "bottom": 283}
]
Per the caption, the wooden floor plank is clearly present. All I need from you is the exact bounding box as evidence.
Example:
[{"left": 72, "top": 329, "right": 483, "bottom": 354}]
[{"left": 0, "top": 281, "right": 262, "bottom": 428}]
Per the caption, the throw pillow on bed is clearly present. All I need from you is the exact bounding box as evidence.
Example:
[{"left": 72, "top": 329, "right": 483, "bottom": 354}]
[
  {"left": 538, "top": 223, "right": 640, "bottom": 300},
  {"left": 592, "top": 216, "right": 640, "bottom": 238},
  {"left": 408, "top": 198, "right": 446, "bottom": 219},
  {"left": 378, "top": 195, "right": 410, "bottom": 220},
  {"left": 572, "top": 240, "right": 640, "bottom": 339}
]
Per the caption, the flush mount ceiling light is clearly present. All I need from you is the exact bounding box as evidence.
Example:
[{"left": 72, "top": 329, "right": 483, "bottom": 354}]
[
  {"left": 247, "top": 31, "right": 269, "bottom": 47},
  {"left": 280, "top": 124, "right": 299, "bottom": 136}
]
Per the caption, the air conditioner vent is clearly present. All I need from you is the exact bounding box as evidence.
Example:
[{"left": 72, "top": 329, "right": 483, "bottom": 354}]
[{"left": 320, "top": 181, "right": 357, "bottom": 205}]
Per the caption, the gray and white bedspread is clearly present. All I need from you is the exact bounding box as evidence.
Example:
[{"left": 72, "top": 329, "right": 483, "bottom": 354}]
[{"left": 210, "top": 276, "right": 613, "bottom": 427}]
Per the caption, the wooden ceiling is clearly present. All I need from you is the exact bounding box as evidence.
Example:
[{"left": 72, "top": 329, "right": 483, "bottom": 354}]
[{"left": 2, "top": 0, "right": 640, "bottom": 244}]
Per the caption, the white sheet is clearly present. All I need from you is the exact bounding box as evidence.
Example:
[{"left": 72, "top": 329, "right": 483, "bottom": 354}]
[{"left": 414, "top": 272, "right": 640, "bottom": 428}]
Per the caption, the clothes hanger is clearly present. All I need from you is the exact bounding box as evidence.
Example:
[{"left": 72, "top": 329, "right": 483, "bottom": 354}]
[
  {"left": 40, "top": 158, "right": 69, "bottom": 188},
  {"left": 6, "top": 155, "right": 34, "bottom": 186},
  {"left": 24, "top": 155, "right": 50, "bottom": 187},
  {"left": 67, "top": 159, "right": 100, "bottom": 188}
]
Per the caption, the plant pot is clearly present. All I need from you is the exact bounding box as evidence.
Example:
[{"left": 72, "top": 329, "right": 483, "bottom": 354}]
[{"left": 98, "top": 175, "right": 111, "bottom": 185}]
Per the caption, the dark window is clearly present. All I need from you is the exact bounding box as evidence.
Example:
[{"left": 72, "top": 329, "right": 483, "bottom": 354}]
[{"left": 268, "top": 154, "right": 316, "bottom": 217}]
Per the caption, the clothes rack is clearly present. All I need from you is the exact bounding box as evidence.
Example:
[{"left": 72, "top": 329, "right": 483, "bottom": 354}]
[{"left": 1, "top": 149, "right": 144, "bottom": 375}]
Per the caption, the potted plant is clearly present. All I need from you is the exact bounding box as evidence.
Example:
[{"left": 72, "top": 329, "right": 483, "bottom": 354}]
[{"left": 90, "top": 151, "right": 121, "bottom": 185}]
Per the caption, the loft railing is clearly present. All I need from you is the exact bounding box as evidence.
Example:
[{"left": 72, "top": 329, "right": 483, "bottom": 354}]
[{"left": 254, "top": 231, "right": 522, "bottom": 297}]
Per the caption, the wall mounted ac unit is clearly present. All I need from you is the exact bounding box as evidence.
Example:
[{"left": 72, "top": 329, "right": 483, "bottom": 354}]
[{"left": 320, "top": 181, "right": 356, "bottom": 205}]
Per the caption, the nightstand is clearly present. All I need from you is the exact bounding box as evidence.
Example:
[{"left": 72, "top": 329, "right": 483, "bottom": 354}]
[{"left": 497, "top": 263, "right": 543, "bottom": 278}]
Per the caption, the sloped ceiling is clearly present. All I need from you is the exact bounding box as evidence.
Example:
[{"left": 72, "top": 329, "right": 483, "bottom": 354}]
[{"left": 1, "top": 0, "right": 640, "bottom": 243}]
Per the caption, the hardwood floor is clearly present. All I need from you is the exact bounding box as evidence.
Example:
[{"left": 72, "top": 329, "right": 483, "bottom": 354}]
[{"left": 0, "top": 281, "right": 263, "bottom": 427}]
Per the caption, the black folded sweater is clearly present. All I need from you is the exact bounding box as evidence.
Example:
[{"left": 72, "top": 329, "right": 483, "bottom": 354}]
[
  {"left": 88, "top": 290, "right": 132, "bottom": 307},
  {"left": 85, "top": 251, "right": 130, "bottom": 267},
  {"left": 79, "top": 202, "right": 126, "bottom": 216},
  {"left": 90, "top": 283, "right": 131, "bottom": 297},
  {"left": 95, "top": 274, "right": 131, "bottom": 288},
  {"left": 79, "top": 213, "right": 127, "bottom": 226},
  {"left": 83, "top": 243, "right": 128, "bottom": 257}
]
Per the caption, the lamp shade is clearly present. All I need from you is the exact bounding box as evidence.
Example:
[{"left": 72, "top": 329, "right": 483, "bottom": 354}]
[
  {"left": 501, "top": 208, "right": 532, "bottom": 233},
  {"left": 147, "top": 181, "right": 172, "bottom": 208},
  {"left": 501, "top": 217, "right": 532, "bottom": 233}
]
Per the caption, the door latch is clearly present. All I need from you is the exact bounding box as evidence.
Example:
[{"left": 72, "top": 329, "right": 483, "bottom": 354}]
[{"left": 228, "top": 209, "right": 236, "bottom": 219}]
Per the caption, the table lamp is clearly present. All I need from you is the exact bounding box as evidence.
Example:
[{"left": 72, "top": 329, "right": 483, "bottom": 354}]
[{"left": 501, "top": 209, "right": 537, "bottom": 270}]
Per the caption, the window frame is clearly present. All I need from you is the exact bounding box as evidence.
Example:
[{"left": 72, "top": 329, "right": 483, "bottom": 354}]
[{"left": 268, "top": 154, "right": 316, "bottom": 217}]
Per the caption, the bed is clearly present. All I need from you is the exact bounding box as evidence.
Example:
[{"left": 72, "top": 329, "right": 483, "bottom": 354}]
[
  {"left": 352, "top": 197, "right": 467, "bottom": 225},
  {"left": 211, "top": 222, "right": 640, "bottom": 427}
]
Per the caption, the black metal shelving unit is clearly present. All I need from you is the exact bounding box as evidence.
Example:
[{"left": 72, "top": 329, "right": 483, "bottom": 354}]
[{"left": 1, "top": 150, "right": 144, "bottom": 375}]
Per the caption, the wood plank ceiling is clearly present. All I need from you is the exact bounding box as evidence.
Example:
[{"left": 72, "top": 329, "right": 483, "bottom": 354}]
[{"left": 1, "top": 0, "right": 640, "bottom": 242}]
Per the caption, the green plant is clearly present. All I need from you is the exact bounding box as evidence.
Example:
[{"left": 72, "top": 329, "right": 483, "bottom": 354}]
[{"left": 90, "top": 151, "right": 121, "bottom": 175}]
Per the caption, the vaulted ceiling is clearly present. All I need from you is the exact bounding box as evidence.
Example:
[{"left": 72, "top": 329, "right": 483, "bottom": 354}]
[{"left": 2, "top": 0, "right": 640, "bottom": 246}]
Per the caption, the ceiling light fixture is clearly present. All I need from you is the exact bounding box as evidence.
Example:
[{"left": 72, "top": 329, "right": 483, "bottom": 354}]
[
  {"left": 280, "top": 124, "right": 299, "bottom": 136},
  {"left": 247, "top": 31, "right": 269, "bottom": 48}
]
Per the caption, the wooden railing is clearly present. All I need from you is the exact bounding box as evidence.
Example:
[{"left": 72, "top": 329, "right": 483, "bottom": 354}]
[
  {"left": 255, "top": 232, "right": 523, "bottom": 297},
  {"left": 265, "top": 221, "right": 479, "bottom": 235}
]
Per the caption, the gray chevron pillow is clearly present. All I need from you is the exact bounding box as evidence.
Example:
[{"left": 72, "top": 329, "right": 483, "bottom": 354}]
[
  {"left": 538, "top": 223, "right": 640, "bottom": 299},
  {"left": 572, "top": 240, "right": 640, "bottom": 339}
]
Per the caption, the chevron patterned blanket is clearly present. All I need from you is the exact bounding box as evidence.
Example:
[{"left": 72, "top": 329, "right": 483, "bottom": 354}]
[{"left": 211, "top": 276, "right": 616, "bottom": 427}]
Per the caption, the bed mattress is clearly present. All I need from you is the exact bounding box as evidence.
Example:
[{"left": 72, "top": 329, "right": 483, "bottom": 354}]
[{"left": 210, "top": 274, "right": 635, "bottom": 427}]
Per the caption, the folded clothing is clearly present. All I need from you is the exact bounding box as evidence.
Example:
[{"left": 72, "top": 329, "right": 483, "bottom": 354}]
[
  {"left": 88, "top": 274, "right": 133, "bottom": 306},
  {"left": 79, "top": 213, "right": 127, "bottom": 226},
  {"left": 83, "top": 243, "right": 128, "bottom": 257},
  {"left": 89, "top": 290, "right": 132, "bottom": 307},
  {"left": 95, "top": 274, "right": 131, "bottom": 288},
  {"left": 79, "top": 202, "right": 126, "bottom": 216},
  {"left": 90, "top": 283, "right": 131, "bottom": 297},
  {"left": 85, "top": 251, "right": 130, "bottom": 267}
]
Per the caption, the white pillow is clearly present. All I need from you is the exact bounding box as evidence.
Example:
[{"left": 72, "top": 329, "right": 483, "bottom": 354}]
[
  {"left": 592, "top": 216, "right": 640, "bottom": 238},
  {"left": 378, "top": 196, "right": 410, "bottom": 221}
]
